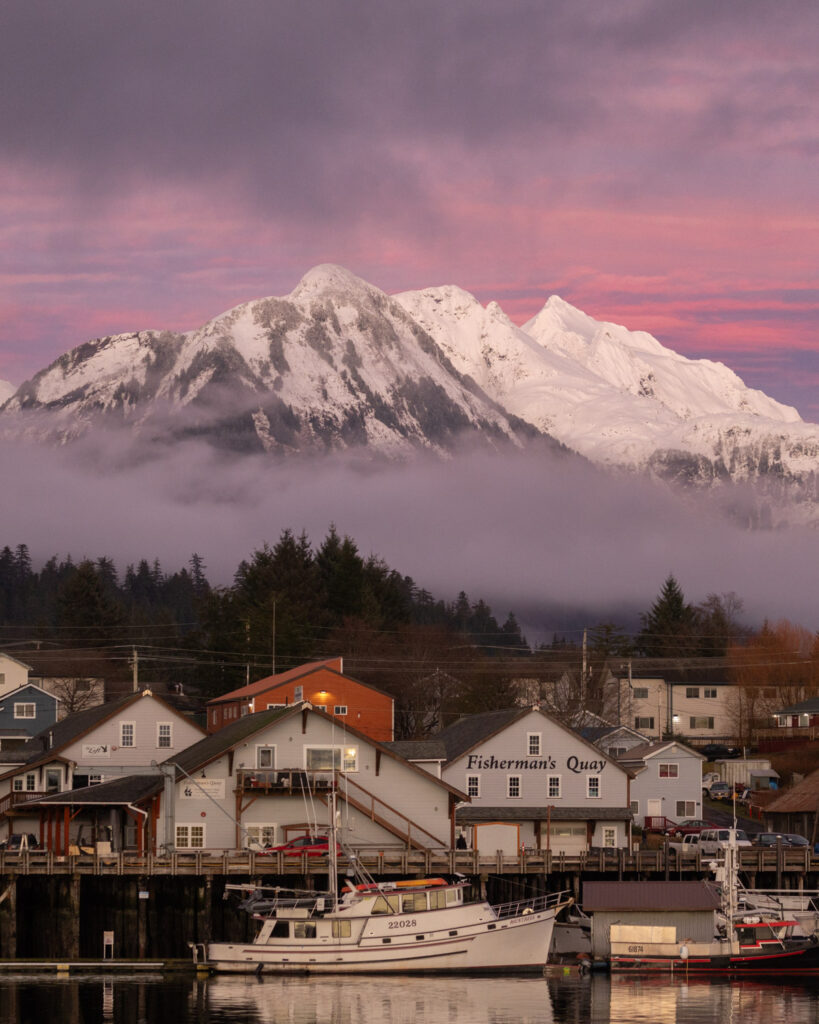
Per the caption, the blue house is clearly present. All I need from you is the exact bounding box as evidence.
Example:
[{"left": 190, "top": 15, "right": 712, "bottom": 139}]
[{"left": 0, "top": 684, "right": 60, "bottom": 750}]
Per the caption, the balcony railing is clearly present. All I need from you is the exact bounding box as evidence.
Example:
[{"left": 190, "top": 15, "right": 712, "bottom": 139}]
[
  {"left": 0, "top": 789, "right": 49, "bottom": 817},
  {"left": 236, "top": 769, "right": 335, "bottom": 794}
]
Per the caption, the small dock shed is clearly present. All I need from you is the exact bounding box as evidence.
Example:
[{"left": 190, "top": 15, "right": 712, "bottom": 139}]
[{"left": 582, "top": 880, "right": 721, "bottom": 957}]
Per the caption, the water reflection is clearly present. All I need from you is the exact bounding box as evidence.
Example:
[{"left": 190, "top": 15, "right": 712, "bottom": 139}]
[
  {"left": 201, "top": 974, "right": 555, "bottom": 1024},
  {"left": 0, "top": 971, "right": 818, "bottom": 1024}
]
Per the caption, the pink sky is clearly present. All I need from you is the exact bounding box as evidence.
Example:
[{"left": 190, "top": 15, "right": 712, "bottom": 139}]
[{"left": 1, "top": 0, "right": 817, "bottom": 419}]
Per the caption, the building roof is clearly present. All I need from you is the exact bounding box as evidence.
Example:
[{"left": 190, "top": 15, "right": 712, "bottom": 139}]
[
  {"left": 0, "top": 652, "right": 33, "bottom": 671},
  {"left": 773, "top": 697, "right": 819, "bottom": 716},
  {"left": 207, "top": 658, "right": 393, "bottom": 706},
  {"left": 764, "top": 768, "right": 819, "bottom": 813},
  {"left": 24, "top": 774, "right": 164, "bottom": 808},
  {"left": 613, "top": 657, "right": 733, "bottom": 685},
  {"left": 617, "top": 740, "right": 706, "bottom": 764},
  {"left": 0, "top": 682, "right": 60, "bottom": 703},
  {"left": 456, "top": 806, "right": 633, "bottom": 823},
  {"left": 383, "top": 740, "right": 448, "bottom": 761},
  {"left": 582, "top": 880, "right": 721, "bottom": 912}
]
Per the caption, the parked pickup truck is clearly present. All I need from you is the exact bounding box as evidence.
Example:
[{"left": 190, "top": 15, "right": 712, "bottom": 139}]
[{"left": 668, "top": 833, "right": 702, "bottom": 857}]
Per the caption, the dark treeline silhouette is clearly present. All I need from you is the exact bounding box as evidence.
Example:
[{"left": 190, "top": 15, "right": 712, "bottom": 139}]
[{"left": 0, "top": 532, "right": 529, "bottom": 725}]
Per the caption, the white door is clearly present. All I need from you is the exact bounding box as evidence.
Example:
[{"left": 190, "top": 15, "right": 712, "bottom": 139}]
[{"left": 646, "top": 799, "right": 662, "bottom": 824}]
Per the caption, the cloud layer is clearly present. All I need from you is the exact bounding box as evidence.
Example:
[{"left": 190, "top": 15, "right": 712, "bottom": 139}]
[{"left": 3, "top": 437, "right": 817, "bottom": 642}]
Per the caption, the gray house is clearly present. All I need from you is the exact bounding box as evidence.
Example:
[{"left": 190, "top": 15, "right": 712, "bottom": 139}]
[{"left": 391, "top": 706, "right": 634, "bottom": 854}]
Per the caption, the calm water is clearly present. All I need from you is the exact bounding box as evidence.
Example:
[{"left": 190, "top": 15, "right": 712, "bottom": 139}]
[{"left": 1, "top": 972, "right": 819, "bottom": 1024}]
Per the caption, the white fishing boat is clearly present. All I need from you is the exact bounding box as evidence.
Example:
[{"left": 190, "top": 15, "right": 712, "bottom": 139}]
[{"left": 196, "top": 793, "right": 572, "bottom": 973}]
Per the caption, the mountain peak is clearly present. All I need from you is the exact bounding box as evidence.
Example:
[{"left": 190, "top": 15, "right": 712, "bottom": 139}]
[{"left": 289, "top": 264, "right": 376, "bottom": 302}]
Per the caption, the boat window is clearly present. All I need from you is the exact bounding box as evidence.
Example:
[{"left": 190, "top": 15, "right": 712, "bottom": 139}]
[
  {"left": 401, "top": 893, "right": 427, "bottom": 913},
  {"left": 294, "top": 922, "right": 317, "bottom": 939},
  {"left": 429, "top": 891, "right": 446, "bottom": 910},
  {"left": 332, "top": 920, "right": 351, "bottom": 938},
  {"left": 271, "top": 921, "right": 290, "bottom": 938},
  {"left": 372, "top": 895, "right": 400, "bottom": 915},
  {"left": 446, "top": 889, "right": 459, "bottom": 905}
]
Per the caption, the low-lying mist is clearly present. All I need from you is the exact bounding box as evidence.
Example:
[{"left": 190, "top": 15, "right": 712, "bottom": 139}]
[{"left": 2, "top": 434, "right": 817, "bottom": 641}]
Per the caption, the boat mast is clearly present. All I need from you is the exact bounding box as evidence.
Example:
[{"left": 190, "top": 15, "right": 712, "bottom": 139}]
[{"left": 328, "top": 779, "right": 339, "bottom": 909}]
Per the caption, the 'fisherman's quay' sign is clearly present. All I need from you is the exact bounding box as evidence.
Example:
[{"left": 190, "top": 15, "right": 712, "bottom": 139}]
[{"left": 465, "top": 753, "right": 607, "bottom": 774}]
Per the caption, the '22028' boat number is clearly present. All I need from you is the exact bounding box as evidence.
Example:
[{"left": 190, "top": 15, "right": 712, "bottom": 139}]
[{"left": 388, "top": 919, "right": 417, "bottom": 929}]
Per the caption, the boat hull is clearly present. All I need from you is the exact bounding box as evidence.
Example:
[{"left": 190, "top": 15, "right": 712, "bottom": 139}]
[
  {"left": 206, "top": 907, "right": 558, "bottom": 974},
  {"left": 610, "top": 941, "right": 819, "bottom": 974}
]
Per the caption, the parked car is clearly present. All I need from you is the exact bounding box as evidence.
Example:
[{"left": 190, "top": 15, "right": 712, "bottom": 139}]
[
  {"left": 704, "top": 781, "right": 734, "bottom": 800},
  {"left": 261, "top": 835, "right": 340, "bottom": 857},
  {"left": 753, "top": 832, "right": 810, "bottom": 848},
  {"left": 0, "top": 833, "right": 38, "bottom": 852},
  {"left": 665, "top": 819, "right": 716, "bottom": 838},
  {"left": 700, "top": 744, "right": 741, "bottom": 760},
  {"left": 669, "top": 833, "right": 703, "bottom": 856},
  {"left": 698, "top": 828, "right": 752, "bottom": 855}
]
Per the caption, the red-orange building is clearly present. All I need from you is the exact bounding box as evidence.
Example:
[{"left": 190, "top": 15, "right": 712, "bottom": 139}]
[{"left": 205, "top": 657, "right": 394, "bottom": 742}]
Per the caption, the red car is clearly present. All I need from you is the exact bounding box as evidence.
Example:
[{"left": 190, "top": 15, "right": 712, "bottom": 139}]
[
  {"left": 262, "top": 835, "right": 340, "bottom": 857},
  {"left": 664, "top": 819, "right": 715, "bottom": 839}
]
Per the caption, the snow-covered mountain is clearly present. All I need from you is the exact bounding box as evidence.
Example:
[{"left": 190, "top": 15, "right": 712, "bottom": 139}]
[
  {"left": 2, "top": 264, "right": 818, "bottom": 524},
  {"left": 0, "top": 379, "right": 15, "bottom": 405},
  {"left": 0, "top": 265, "right": 548, "bottom": 457}
]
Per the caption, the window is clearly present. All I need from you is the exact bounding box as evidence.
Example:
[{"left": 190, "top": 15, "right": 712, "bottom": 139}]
[
  {"left": 602, "top": 827, "right": 617, "bottom": 848},
  {"left": 466, "top": 775, "right": 480, "bottom": 798},
  {"left": 686, "top": 687, "right": 700, "bottom": 698},
  {"left": 402, "top": 892, "right": 427, "bottom": 913},
  {"left": 157, "top": 723, "right": 172, "bottom": 748},
  {"left": 266, "top": 703, "right": 286, "bottom": 710},
  {"left": 45, "top": 768, "right": 61, "bottom": 792},
  {"left": 211, "top": 710, "right": 219, "bottom": 727},
  {"left": 13, "top": 703, "right": 35, "bottom": 719},
  {"left": 676, "top": 801, "right": 696, "bottom": 817},
  {"left": 507, "top": 775, "right": 521, "bottom": 799},
  {"left": 659, "top": 763, "right": 679, "bottom": 778},
  {"left": 633, "top": 687, "right": 649, "bottom": 699},
  {"left": 176, "top": 825, "right": 205, "bottom": 849},
  {"left": 13, "top": 773, "right": 37, "bottom": 793},
  {"left": 89, "top": 774, "right": 103, "bottom": 786},
  {"left": 120, "top": 722, "right": 135, "bottom": 747},
  {"left": 635, "top": 716, "right": 654, "bottom": 730},
  {"left": 630, "top": 800, "right": 639, "bottom": 814},
  {"left": 689, "top": 716, "right": 715, "bottom": 729},
  {"left": 587, "top": 776, "right": 601, "bottom": 799},
  {"left": 527, "top": 733, "right": 541, "bottom": 756},
  {"left": 245, "top": 824, "right": 277, "bottom": 849},
  {"left": 332, "top": 921, "right": 351, "bottom": 938},
  {"left": 315, "top": 705, "right": 328, "bottom": 713},
  {"left": 294, "top": 686, "right": 303, "bottom": 701},
  {"left": 547, "top": 775, "right": 562, "bottom": 799},
  {"left": 257, "top": 745, "right": 275, "bottom": 769},
  {"left": 333, "top": 705, "right": 348, "bottom": 716},
  {"left": 305, "top": 746, "right": 358, "bottom": 772},
  {"left": 704, "top": 688, "right": 717, "bottom": 699}
]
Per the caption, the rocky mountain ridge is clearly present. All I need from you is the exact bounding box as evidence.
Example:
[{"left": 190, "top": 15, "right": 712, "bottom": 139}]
[{"left": 2, "top": 264, "right": 817, "bottom": 524}]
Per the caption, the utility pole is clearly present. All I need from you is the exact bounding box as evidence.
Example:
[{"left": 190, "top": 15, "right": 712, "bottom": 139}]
[
  {"left": 271, "top": 601, "right": 276, "bottom": 676},
  {"left": 132, "top": 646, "right": 139, "bottom": 692}
]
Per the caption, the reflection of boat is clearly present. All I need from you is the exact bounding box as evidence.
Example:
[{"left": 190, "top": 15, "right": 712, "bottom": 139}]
[
  {"left": 201, "top": 972, "right": 556, "bottom": 1023},
  {"left": 609, "top": 831, "right": 819, "bottom": 973}
]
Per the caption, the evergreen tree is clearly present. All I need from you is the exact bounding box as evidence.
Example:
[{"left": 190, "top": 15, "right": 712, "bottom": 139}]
[
  {"left": 57, "top": 561, "right": 127, "bottom": 644},
  {"left": 638, "top": 575, "right": 700, "bottom": 657}
]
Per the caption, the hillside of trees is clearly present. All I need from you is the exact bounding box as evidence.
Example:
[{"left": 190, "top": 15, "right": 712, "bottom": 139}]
[{"left": 1, "top": 537, "right": 817, "bottom": 739}]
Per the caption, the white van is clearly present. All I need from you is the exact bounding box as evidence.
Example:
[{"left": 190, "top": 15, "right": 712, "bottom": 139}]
[{"left": 698, "top": 828, "right": 752, "bottom": 855}]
